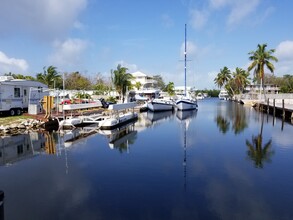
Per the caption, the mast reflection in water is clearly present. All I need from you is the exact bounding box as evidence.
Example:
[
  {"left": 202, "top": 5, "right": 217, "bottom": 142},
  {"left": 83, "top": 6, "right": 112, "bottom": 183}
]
[{"left": 1, "top": 99, "right": 293, "bottom": 220}]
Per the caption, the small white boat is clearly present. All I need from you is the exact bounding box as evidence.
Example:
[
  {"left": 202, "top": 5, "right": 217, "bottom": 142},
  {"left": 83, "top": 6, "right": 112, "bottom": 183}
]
[
  {"left": 59, "top": 102, "right": 138, "bottom": 130},
  {"left": 99, "top": 111, "right": 138, "bottom": 130},
  {"left": 99, "top": 102, "right": 138, "bottom": 130},
  {"left": 219, "top": 90, "right": 229, "bottom": 100},
  {"left": 196, "top": 93, "right": 204, "bottom": 100},
  {"left": 176, "top": 97, "right": 198, "bottom": 111},
  {"left": 147, "top": 99, "right": 174, "bottom": 112},
  {"left": 59, "top": 117, "right": 82, "bottom": 129}
]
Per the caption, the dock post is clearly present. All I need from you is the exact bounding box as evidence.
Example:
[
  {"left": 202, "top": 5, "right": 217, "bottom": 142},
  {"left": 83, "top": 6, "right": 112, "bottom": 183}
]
[
  {"left": 282, "top": 99, "right": 285, "bottom": 119},
  {"left": 273, "top": 99, "right": 276, "bottom": 118}
]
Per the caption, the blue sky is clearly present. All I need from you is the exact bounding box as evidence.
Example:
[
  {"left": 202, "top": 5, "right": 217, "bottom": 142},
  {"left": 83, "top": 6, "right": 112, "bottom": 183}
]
[{"left": 0, "top": 0, "right": 293, "bottom": 89}]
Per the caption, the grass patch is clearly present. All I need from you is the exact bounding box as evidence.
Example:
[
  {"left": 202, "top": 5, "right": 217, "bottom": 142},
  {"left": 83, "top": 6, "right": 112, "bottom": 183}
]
[{"left": 0, "top": 115, "right": 34, "bottom": 126}]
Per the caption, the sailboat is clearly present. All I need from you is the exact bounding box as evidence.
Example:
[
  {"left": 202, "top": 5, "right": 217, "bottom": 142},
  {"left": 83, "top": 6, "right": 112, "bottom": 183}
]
[{"left": 176, "top": 24, "right": 198, "bottom": 111}]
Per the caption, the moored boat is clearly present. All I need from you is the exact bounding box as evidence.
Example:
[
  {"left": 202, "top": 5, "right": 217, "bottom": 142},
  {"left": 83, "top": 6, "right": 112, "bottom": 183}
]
[
  {"left": 147, "top": 99, "right": 174, "bottom": 112},
  {"left": 176, "top": 97, "right": 198, "bottom": 111},
  {"left": 218, "top": 90, "right": 229, "bottom": 100},
  {"left": 175, "top": 24, "right": 198, "bottom": 111}
]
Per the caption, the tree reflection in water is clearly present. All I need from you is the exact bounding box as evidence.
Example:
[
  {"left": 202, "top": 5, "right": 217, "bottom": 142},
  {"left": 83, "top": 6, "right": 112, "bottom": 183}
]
[
  {"left": 245, "top": 113, "right": 274, "bottom": 168},
  {"left": 215, "top": 102, "right": 247, "bottom": 134},
  {"left": 216, "top": 115, "right": 230, "bottom": 134}
]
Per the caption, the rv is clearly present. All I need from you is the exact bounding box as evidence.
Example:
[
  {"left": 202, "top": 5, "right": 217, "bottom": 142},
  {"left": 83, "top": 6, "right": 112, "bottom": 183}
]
[{"left": 0, "top": 76, "right": 48, "bottom": 116}]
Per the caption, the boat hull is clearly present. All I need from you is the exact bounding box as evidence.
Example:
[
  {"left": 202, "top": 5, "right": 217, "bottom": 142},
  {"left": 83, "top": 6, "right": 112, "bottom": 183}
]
[
  {"left": 176, "top": 99, "right": 198, "bottom": 111},
  {"left": 99, "top": 112, "right": 138, "bottom": 130},
  {"left": 147, "top": 100, "right": 174, "bottom": 112}
]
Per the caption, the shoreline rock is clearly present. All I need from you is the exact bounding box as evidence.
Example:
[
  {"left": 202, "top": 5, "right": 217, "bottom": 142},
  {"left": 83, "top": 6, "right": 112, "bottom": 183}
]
[{"left": 0, "top": 119, "right": 44, "bottom": 136}]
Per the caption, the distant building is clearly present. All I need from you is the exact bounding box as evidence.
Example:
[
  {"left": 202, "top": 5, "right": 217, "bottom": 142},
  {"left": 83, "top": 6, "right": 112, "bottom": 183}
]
[
  {"left": 244, "top": 84, "right": 280, "bottom": 94},
  {"left": 174, "top": 86, "right": 193, "bottom": 96}
]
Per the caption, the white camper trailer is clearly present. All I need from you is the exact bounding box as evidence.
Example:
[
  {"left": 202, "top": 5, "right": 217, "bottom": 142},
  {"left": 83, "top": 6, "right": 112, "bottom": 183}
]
[{"left": 0, "top": 76, "right": 48, "bottom": 116}]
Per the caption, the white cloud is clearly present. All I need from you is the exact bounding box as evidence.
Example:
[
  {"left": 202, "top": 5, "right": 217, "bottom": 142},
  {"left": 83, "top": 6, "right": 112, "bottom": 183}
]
[
  {"left": 0, "top": 0, "right": 87, "bottom": 39},
  {"left": 209, "top": 0, "right": 231, "bottom": 9},
  {"left": 190, "top": 0, "right": 262, "bottom": 29},
  {"left": 48, "top": 38, "right": 88, "bottom": 70},
  {"left": 180, "top": 41, "right": 198, "bottom": 58},
  {"left": 0, "top": 51, "right": 29, "bottom": 73},
  {"left": 161, "top": 14, "right": 174, "bottom": 28},
  {"left": 275, "top": 41, "right": 293, "bottom": 60},
  {"left": 114, "top": 61, "right": 138, "bottom": 73},
  {"left": 227, "top": 0, "right": 260, "bottom": 26},
  {"left": 275, "top": 40, "right": 293, "bottom": 75},
  {"left": 73, "top": 21, "right": 86, "bottom": 30},
  {"left": 189, "top": 9, "right": 209, "bottom": 30}
]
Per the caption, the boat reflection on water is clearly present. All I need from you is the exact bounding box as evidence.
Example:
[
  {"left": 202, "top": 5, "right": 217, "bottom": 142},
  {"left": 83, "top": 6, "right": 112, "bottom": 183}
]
[
  {"left": 98, "top": 122, "right": 137, "bottom": 153},
  {"left": 60, "top": 125, "right": 99, "bottom": 148},
  {"left": 147, "top": 110, "right": 174, "bottom": 124},
  {"left": 176, "top": 109, "right": 197, "bottom": 190},
  {"left": 176, "top": 109, "right": 197, "bottom": 121},
  {"left": 0, "top": 132, "right": 46, "bottom": 166}
]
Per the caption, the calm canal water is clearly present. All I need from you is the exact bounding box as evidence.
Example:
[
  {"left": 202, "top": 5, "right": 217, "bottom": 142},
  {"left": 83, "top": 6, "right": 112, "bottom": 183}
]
[{"left": 1, "top": 98, "right": 293, "bottom": 220}]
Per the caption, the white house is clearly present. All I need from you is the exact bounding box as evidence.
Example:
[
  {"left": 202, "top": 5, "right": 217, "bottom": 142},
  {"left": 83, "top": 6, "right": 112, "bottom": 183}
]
[{"left": 130, "top": 71, "right": 157, "bottom": 90}]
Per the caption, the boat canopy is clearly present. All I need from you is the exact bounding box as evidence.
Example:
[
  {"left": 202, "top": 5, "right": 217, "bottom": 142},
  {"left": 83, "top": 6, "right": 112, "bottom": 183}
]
[{"left": 108, "top": 102, "right": 137, "bottom": 111}]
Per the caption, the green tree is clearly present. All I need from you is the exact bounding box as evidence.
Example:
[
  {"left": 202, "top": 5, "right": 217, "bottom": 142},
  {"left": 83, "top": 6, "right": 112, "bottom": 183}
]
[
  {"left": 233, "top": 67, "right": 250, "bottom": 94},
  {"left": 248, "top": 44, "right": 278, "bottom": 99},
  {"left": 134, "top": 81, "right": 142, "bottom": 90},
  {"left": 111, "top": 64, "right": 133, "bottom": 102},
  {"left": 36, "top": 66, "right": 61, "bottom": 88},
  {"left": 214, "top": 66, "right": 232, "bottom": 89},
  {"left": 4, "top": 73, "right": 36, "bottom": 80},
  {"left": 93, "top": 73, "right": 111, "bottom": 95},
  {"left": 153, "top": 75, "right": 165, "bottom": 90},
  {"left": 65, "top": 72, "right": 92, "bottom": 90},
  {"left": 279, "top": 74, "right": 293, "bottom": 93},
  {"left": 164, "top": 82, "right": 175, "bottom": 96}
]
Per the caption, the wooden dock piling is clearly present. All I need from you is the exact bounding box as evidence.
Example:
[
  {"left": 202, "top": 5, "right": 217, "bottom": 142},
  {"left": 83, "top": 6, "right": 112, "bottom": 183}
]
[
  {"left": 273, "top": 99, "right": 276, "bottom": 118},
  {"left": 267, "top": 98, "right": 270, "bottom": 114},
  {"left": 282, "top": 99, "right": 285, "bottom": 119}
]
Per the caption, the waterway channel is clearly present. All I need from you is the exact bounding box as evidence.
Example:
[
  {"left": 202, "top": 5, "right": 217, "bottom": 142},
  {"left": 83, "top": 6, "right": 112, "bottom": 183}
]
[{"left": 1, "top": 98, "right": 293, "bottom": 220}]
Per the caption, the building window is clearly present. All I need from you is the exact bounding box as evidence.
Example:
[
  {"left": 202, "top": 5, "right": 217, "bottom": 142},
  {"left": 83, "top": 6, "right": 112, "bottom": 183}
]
[
  {"left": 24, "top": 89, "right": 27, "bottom": 96},
  {"left": 14, "top": 88, "right": 21, "bottom": 97}
]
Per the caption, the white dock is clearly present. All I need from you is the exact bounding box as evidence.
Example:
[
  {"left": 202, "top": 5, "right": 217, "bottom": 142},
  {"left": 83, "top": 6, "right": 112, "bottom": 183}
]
[{"left": 59, "top": 102, "right": 138, "bottom": 130}]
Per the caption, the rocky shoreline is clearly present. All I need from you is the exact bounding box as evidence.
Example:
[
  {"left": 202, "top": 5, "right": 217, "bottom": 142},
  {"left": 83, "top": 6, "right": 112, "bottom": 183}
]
[{"left": 0, "top": 119, "right": 45, "bottom": 135}]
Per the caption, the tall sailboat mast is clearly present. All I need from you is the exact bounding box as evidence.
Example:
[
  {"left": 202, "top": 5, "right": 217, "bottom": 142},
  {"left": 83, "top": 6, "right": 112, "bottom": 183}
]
[{"left": 184, "top": 24, "right": 187, "bottom": 97}]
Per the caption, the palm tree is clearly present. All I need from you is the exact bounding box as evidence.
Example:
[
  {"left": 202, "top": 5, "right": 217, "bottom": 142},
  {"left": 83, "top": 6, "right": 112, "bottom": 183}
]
[
  {"left": 135, "top": 82, "right": 142, "bottom": 90},
  {"left": 245, "top": 114, "right": 274, "bottom": 168},
  {"left": 111, "top": 64, "right": 133, "bottom": 103},
  {"left": 164, "top": 82, "right": 175, "bottom": 96},
  {"left": 36, "top": 66, "right": 61, "bottom": 88},
  {"left": 233, "top": 67, "right": 250, "bottom": 94},
  {"left": 248, "top": 44, "right": 278, "bottom": 100},
  {"left": 214, "top": 66, "right": 232, "bottom": 88}
]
